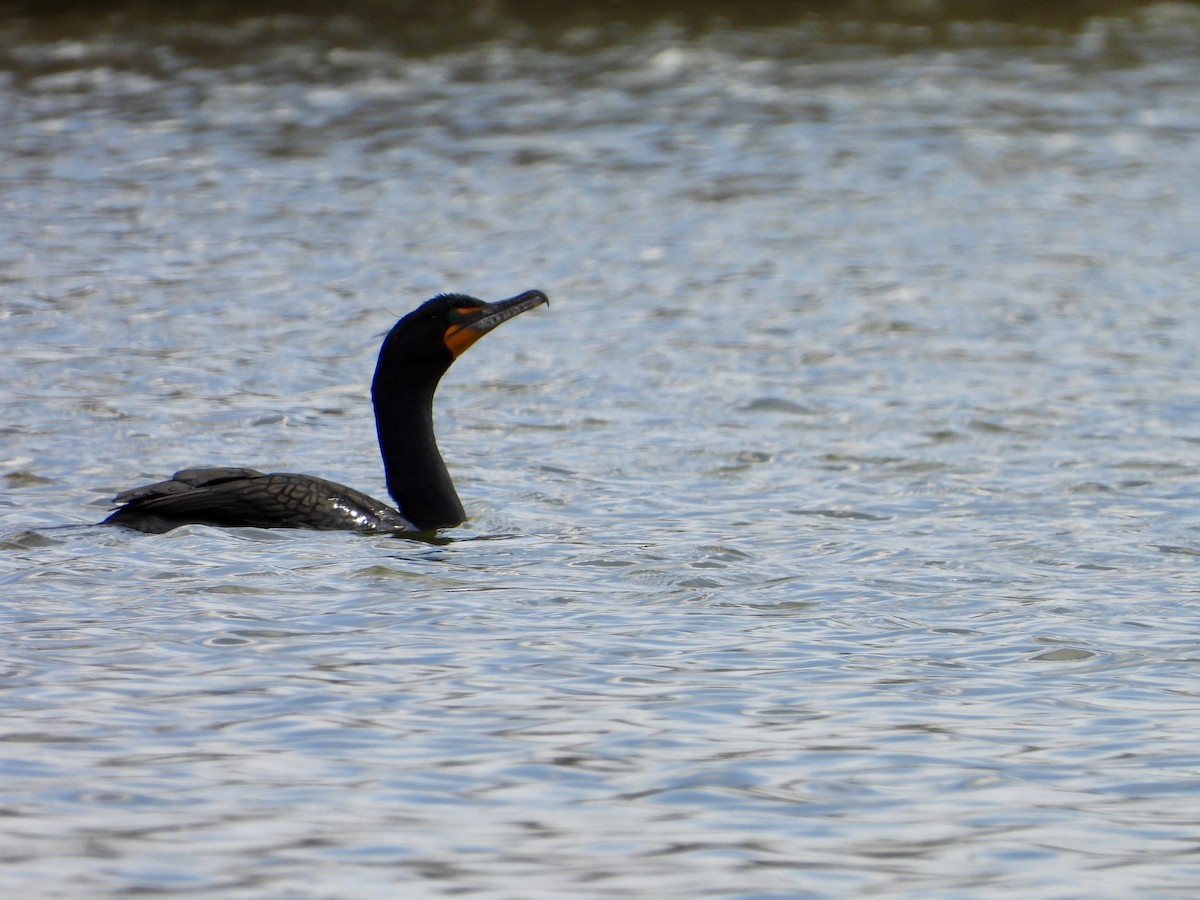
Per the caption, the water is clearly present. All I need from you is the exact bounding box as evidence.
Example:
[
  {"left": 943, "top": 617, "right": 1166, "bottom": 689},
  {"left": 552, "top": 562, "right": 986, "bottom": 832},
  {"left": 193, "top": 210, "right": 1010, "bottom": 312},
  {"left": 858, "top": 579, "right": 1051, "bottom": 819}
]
[{"left": 4, "top": 2, "right": 1200, "bottom": 895}]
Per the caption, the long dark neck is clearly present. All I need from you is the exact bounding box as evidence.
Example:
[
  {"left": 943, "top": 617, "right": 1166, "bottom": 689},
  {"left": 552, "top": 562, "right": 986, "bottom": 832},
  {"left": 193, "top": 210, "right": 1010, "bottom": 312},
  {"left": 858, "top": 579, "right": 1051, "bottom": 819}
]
[{"left": 372, "top": 368, "right": 465, "bottom": 530}]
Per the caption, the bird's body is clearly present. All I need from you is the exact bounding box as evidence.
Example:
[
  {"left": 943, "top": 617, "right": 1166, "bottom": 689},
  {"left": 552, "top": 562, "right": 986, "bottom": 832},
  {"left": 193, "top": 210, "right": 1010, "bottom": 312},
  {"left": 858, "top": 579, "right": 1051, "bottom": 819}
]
[
  {"left": 102, "top": 290, "right": 548, "bottom": 534},
  {"left": 104, "top": 467, "right": 413, "bottom": 533}
]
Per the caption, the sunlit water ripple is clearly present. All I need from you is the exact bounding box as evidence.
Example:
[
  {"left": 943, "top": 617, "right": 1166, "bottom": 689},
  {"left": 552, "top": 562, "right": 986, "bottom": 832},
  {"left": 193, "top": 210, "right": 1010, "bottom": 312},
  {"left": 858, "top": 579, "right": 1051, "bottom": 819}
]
[{"left": 3, "top": 5, "right": 1200, "bottom": 895}]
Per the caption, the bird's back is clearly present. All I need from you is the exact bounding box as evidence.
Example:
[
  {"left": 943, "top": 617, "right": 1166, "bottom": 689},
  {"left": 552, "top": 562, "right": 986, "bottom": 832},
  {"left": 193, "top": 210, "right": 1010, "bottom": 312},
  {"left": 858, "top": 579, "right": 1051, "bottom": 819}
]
[{"left": 103, "top": 467, "right": 415, "bottom": 533}]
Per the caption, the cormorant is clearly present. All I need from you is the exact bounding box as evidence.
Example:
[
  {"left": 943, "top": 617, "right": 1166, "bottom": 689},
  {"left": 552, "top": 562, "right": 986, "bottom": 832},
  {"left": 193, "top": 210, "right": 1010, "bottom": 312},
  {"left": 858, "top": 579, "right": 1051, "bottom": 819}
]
[{"left": 102, "top": 289, "right": 548, "bottom": 534}]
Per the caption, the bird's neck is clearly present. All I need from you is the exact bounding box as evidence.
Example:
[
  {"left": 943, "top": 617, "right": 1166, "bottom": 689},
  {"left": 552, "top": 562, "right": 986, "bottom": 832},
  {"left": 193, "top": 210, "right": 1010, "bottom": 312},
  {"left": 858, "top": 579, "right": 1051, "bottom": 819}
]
[{"left": 372, "top": 375, "right": 465, "bottom": 530}]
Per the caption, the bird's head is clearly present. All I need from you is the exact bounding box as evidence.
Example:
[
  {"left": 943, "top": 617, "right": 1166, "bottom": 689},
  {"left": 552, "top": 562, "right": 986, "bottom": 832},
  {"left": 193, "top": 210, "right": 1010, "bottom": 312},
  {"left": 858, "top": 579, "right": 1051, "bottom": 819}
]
[
  {"left": 374, "top": 289, "right": 549, "bottom": 392},
  {"left": 381, "top": 289, "right": 548, "bottom": 368}
]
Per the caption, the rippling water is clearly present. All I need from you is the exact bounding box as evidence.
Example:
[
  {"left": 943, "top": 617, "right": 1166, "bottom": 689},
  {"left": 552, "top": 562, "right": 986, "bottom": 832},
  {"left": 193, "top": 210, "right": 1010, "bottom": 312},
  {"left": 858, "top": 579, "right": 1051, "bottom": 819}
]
[{"left": 4, "top": 2, "right": 1200, "bottom": 895}]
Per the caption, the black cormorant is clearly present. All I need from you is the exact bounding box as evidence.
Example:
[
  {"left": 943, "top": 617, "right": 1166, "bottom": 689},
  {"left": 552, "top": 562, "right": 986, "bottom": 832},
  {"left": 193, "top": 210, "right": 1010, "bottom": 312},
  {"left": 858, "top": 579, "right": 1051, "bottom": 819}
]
[{"left": 102, "top": 289, "right": 548, "bottom": 534}]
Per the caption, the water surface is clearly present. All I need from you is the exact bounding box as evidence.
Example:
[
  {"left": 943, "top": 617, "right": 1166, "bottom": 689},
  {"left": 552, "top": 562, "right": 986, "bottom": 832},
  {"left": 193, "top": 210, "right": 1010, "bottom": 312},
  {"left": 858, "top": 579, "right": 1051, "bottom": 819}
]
[{"left": 3, "top": 3, "right": 1200, "bottom": 895}]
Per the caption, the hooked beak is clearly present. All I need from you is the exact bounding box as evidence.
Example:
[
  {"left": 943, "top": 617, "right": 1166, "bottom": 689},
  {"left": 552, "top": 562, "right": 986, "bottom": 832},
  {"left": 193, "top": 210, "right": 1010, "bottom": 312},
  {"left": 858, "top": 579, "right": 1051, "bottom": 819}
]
[{"left": 444, "top": 289, "right": 549, "bottom": 357}]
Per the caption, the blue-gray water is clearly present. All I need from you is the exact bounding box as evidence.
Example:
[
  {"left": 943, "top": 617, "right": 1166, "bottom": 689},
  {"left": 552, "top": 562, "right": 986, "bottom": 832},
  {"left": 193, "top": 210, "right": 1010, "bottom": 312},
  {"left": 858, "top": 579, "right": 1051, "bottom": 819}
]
[{"left": 4, "top": 4, "right": 1200, "bottom": 895}]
